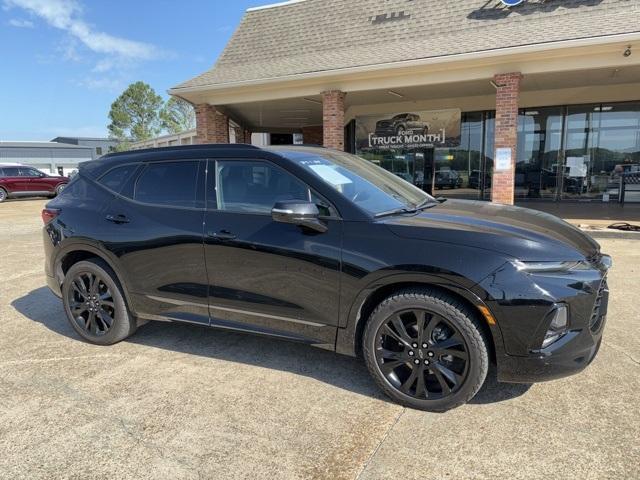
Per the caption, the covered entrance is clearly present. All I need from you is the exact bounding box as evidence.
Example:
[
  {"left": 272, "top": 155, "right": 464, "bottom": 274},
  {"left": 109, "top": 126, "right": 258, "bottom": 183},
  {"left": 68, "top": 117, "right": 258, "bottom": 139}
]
[{"left": 170, "top": 0, "right": 640, "bottom": 210}]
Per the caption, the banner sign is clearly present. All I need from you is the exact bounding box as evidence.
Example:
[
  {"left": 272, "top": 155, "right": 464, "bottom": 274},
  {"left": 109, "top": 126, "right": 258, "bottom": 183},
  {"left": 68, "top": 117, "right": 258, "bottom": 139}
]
[{"left": 355, "top": 109, "right": 461, "bottom": 152}]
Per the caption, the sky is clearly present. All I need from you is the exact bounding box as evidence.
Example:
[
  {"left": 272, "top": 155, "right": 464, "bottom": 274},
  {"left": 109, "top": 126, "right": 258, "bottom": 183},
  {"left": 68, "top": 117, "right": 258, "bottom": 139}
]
[{"left": 0, "top": 0, "right": 270, "bottom": 141}]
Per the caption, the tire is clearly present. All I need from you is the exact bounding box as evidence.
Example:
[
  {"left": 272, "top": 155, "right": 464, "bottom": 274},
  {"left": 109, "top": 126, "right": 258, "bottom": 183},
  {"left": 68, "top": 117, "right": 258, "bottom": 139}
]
[
  {"left": 0, "top": 187, "right": 7, "bottom": 203},
  {"left": 62, "top": 258, "right": 137, "bottom": 345},
  {"left": 55, "top": 184, "right": 66, "bottom": 196},
  {"left": 363, "top": 288, "right": 489, "bottom": 411}
]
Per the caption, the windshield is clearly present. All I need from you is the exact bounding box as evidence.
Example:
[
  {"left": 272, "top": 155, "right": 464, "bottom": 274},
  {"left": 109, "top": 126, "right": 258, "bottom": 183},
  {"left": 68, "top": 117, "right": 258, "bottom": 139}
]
[{"left": 283, "top": 149, "right": 434, "bottom": 215}]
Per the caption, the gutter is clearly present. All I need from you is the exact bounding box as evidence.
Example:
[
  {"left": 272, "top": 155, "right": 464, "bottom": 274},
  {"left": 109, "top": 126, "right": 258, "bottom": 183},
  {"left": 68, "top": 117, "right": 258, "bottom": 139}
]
[{"left": 169, "top": 31, "right": 640, "bottom": 95}]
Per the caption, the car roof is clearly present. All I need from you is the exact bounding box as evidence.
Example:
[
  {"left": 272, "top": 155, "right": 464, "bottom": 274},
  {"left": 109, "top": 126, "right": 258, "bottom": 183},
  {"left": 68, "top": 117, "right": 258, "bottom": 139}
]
[{"left": 79, "top": 144, "right": 328, "bottom": 179}]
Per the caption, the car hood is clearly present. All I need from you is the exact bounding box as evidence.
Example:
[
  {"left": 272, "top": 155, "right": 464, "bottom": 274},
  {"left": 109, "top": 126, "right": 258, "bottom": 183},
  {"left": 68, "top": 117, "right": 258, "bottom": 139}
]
[{"left": 380, "top": 199, "right": 600, "bottom": 261}]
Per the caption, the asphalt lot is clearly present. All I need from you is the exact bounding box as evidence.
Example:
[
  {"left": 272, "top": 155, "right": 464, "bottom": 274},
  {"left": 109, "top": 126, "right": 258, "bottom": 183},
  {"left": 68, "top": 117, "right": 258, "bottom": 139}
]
[{"left": 1, "top": 198, "right": 638, "bottom": 480}]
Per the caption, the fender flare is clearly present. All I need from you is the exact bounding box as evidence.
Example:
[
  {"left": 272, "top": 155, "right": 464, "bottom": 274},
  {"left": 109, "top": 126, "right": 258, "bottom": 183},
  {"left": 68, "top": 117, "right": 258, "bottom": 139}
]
[
  {"left": 53, "top": 240, "right": 136, "bottom": 313},
  {"left": 335, "top": 272, "right": 505, "bottom": 358}
]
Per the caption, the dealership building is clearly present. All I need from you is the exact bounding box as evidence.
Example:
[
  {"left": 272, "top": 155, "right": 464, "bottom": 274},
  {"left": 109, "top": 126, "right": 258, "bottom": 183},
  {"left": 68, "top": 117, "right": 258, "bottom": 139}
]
[{"left": 169, "top": 0, "right": 640, "bottom": 206}]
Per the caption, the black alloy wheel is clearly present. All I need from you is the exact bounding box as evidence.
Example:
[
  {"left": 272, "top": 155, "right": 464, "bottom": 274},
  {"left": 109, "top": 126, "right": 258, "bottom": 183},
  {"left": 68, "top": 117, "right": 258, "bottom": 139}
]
[
  {"left": 62, "top": 259, "right": 137, "bottom": 345},
  {"left": 67, "top": 271, "right": 115, "bottom": 336},
  {"left": 374, "top": 309, "right": 469, "bottom": 399},
  {"left": 363, "top": 288, "right": 489, "bottom": 411}
]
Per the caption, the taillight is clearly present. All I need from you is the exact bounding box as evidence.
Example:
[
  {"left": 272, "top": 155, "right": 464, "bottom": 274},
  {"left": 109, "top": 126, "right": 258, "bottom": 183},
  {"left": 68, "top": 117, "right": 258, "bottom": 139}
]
[{"left": 41, "top": 208, "right": 60, "bottom": 224}]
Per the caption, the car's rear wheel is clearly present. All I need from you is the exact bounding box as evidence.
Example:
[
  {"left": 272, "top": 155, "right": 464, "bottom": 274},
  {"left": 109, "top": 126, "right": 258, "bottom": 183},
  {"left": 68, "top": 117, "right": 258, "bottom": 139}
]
[
  {"left": 363, "top": 288, "right": 489, "bottom": 411},
  {"left": 0, "top": 187, "right": 7, "bottom": 202},
  {"left": 62, "top": 259, "right": 137, "bottom": 345}
]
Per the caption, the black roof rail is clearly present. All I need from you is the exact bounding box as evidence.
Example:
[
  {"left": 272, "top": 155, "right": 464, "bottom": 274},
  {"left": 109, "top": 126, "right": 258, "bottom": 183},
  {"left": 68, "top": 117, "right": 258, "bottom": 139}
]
[{"left": 101, "top": 143, "right": 262, "bottom": 159}]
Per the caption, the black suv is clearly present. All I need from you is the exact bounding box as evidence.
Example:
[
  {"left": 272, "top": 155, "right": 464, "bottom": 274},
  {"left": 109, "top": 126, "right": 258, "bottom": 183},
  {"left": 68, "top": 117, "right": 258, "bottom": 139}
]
[{"left": 43, "top": 145, "right": 610, "bottom": 411}]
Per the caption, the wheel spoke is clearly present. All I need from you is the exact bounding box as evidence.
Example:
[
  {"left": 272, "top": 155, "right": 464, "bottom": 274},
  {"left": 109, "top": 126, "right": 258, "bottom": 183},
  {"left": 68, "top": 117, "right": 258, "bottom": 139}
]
[
  {"left": 72, "top": 279, "right": 88, "bottom": 299},
  {"left": 85, "top": 311, "right": 96, "bottom": 332},
  {"left": 432, "top": 366, "right": 452, "bottom": 395},
  {"left": 415, "top": 368, "right": 428, "bottom": 398},
  {"left": 380, "top": 360, "right": 404, "bottom": 375},
  {"left": 422, "top": 314, "right": 438, "bottom": 343},
  {"left": 381, "top": 324, "right": 407, "bottom": 346},
  {"left": 435, "top": 363, "right": 463, "bottom": 387},
  {"left": 415, "top": 311, "right": 426, "bottom": 342},
  {"left": 98, "top": 308, "right": 113, "bottom": 328},
  {"left": 377, "top": 348, "right": 404, "bottom": 361},
  {"left": 441, "top": 349, "right": 468, "bottom": 360},
  {"left": 89, "top": 275, "right": 98, "bottom": 295},
  {"left": 400, "top": 365, "right": 420, "bottom": 394},
  {"left": 390, "top": 316, "right": 413, "bottom": 344},
  {"left": 435, "top": 335, "right": 464, "bottom": 350}
]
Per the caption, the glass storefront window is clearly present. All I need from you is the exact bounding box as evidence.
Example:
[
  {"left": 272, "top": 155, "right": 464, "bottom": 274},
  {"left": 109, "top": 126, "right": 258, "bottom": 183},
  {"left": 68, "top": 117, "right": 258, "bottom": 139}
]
[
  {"left": 354, "top": 100, "right": 639, "bottom": 203},
  {"left": 564, "top": 102, "right": 640, "bottom": 200},
  {"left": 433, "top": 112, "right": 484, "bottom": 199},
  {"left": 515, "top": 107, "right": 564, "bottom": 199}
]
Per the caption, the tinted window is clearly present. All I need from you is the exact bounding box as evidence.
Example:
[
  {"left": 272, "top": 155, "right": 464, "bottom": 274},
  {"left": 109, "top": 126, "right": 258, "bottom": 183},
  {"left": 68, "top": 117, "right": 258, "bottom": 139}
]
[
  {"left": 215, "top": 160, "right": 310, "bottom": 214},
  {"left": 20, "top": 167, "right": 43, "bottom": 177},
  {"left": 3, "top": 167, "right": 20, "bottom": 176},
  {"left": 99, "top": 165, "right": 138, "bottom": 193},
  {"left": 135, "top": 161, "right": 199, "bottom": 207}
]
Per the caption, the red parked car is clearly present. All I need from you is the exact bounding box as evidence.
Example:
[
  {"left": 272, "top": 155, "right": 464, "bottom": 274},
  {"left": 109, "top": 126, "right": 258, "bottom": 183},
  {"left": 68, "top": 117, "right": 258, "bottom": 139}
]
[{"left": 0, "top": 164, "right": 69, "bottom": 202}]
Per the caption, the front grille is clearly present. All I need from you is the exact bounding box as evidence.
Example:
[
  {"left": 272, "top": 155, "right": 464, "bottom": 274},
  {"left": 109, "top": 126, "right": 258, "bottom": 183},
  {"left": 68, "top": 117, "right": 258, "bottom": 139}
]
[{"left": 589, "top": 277, "right": 608, "bottom": 333}]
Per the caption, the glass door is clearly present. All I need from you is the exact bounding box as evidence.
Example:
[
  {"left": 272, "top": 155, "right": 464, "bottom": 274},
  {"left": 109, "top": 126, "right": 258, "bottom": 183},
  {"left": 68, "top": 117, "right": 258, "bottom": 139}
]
[
  {"left": 516, "top": 107, "right": 564, "bottom": 200},
  {"left": 563, "top": 102, "right": 640, "bottom": 200}
]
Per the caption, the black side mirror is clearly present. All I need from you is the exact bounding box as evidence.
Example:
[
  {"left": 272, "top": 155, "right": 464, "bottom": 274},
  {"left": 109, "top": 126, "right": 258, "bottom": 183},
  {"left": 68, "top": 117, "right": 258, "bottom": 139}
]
[{"left": 271, "top": 200, "right": 327, "bottom": 233}]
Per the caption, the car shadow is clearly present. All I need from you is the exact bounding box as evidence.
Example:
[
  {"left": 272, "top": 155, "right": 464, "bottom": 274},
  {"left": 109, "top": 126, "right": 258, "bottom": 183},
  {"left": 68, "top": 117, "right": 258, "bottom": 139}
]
[{"left": 12, "top": 286, "right": 531, "bottom": 407}]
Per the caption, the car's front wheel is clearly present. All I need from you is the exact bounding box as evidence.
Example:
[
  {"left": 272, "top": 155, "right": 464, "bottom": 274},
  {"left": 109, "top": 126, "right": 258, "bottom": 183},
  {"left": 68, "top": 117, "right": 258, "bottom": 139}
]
[
  {"left": 55, "top": 184, "right": 66, "bottom": 196},
  {"left": 363, "top": 288, "right": 489, "bottom": 411},
  {"left": 62, "top": 258, "right": 137, "bottom": 345}
]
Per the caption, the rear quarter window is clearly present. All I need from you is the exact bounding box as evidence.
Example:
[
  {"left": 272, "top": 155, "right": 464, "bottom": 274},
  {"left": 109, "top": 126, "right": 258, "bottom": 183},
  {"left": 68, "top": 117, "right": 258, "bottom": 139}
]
[
  {"left": 134, "top": 161, "right": 199, "bottom": 208},
  {"left": 98, "top": 164, "right": 139, "bottom": 194}
]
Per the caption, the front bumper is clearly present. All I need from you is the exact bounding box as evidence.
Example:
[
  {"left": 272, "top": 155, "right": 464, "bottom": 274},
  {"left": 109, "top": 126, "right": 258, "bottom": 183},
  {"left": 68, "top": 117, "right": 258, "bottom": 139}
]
[{"left": 478, "top": 254, "right": 611, "bottom": 383}]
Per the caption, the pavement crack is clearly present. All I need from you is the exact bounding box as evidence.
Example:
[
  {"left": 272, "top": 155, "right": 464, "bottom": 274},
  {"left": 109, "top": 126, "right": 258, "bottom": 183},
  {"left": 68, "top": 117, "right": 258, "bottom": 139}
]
[
  {"left": 354, "top": 407, "right": 405, "bottom": 480},
  {"left": 603, "top": 341, "right": 640, "bottom": 366}
]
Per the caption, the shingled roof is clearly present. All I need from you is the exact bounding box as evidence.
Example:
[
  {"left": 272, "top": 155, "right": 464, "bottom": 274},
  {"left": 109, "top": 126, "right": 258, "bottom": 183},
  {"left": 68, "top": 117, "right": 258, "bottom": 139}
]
[{"left": 173, "top": 0, "right": 639, "bottom": 90}]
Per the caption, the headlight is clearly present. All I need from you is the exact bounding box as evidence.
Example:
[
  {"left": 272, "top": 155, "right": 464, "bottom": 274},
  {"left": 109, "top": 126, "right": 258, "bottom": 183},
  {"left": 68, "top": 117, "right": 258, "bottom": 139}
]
[
  {"left": 541, "top": 305, "right": 568, "bottom": 348},
  {"left": 513, "top": 260, "right": 590, "bottom": 273}
]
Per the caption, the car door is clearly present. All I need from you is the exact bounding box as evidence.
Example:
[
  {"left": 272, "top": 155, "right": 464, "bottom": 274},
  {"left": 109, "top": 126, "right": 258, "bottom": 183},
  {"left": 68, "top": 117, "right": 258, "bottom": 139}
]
[
  {"left": 203, "top": 158, "right": 342, "bottom": 349},
  {"left": 21, "top": 167, "right": 51, "bottom": 193},
  {"left": 3, "top": 167, "right": 29, "bottom": 192},
  {"left": 99, "top": 159, "right": 210, "bottom": 325}
]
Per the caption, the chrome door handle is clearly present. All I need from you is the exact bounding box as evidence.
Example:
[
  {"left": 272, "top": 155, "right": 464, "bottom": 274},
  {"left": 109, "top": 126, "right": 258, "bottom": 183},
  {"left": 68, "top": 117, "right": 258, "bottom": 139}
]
[
  {"left": 105, "top": 214, "right": 130, "bottom": 224},
  {"left": 207, "top": 229, "right": 236, "bottom": 240}
]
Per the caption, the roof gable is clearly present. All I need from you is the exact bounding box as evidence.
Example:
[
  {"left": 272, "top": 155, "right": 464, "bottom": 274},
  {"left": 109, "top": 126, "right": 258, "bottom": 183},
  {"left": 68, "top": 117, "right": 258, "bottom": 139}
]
[{"left": 174, "top": 0, "right": 639, "bottom": 90}]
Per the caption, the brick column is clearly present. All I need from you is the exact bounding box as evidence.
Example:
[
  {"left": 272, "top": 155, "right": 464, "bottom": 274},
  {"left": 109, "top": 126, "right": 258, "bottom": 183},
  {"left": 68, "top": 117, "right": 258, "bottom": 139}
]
[
  {"left": 195, "top": 104, "right": 229, "bottom": 144},
  {"left": 302, "top": 126, "right": 323, "bottom": 145},
  {"left": 322, "top": 90, "right": 346, "bottom": 150},
  {"left": 491, "top": 72, "right": 522, "bottom": 205},
  {"left": 243, "top": 129, "right": 252, "bottom": 144}
]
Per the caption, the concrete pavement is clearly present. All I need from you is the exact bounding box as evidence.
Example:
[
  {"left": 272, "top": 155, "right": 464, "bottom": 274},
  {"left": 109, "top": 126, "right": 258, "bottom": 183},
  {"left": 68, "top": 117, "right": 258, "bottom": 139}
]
[{"left": 0, "top": 199, "right": 638, "bottom": 479}]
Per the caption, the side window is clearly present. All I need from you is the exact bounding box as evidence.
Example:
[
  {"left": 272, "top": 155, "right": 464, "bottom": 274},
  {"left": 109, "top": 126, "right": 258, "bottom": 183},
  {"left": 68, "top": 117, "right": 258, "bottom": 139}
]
[
  {"left": 98, "top": 164, "right": 138, "bottom": 193},
  {"left": 215, "top": 160, "right": 310, "bottom": 214},
  {"left": 4, "top": 167, "right": 20, "bottom": 176},
  {"left": 24, "top": 168, "right": 43, "bottom": 177},
  {"left": 134, "top": 161, "right": 199, "bottom": 207}
]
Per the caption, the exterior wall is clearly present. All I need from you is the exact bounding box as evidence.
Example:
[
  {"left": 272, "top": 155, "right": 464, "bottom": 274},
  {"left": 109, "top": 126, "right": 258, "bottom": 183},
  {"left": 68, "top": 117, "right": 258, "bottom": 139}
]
[
  {"left": 195, "top": 104, "right": 229, "bottom": 144},
  {"left": 492, "top": 72, "right": 522, "bottom": 205},
  {"left": 130, "top": 130, "right": 197, "bottom": 150},
  {"left": 51, "top": 137, "right": 119, "bottom": 157},
  {"left": 0, "top": 143, "right": 93, "bottom": 175},
  {"left": 322, "top": 91, "right": 346, "bottom": 150},
  {"left": 302, "top": 126, "right": 323, "bottom": 145}
]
